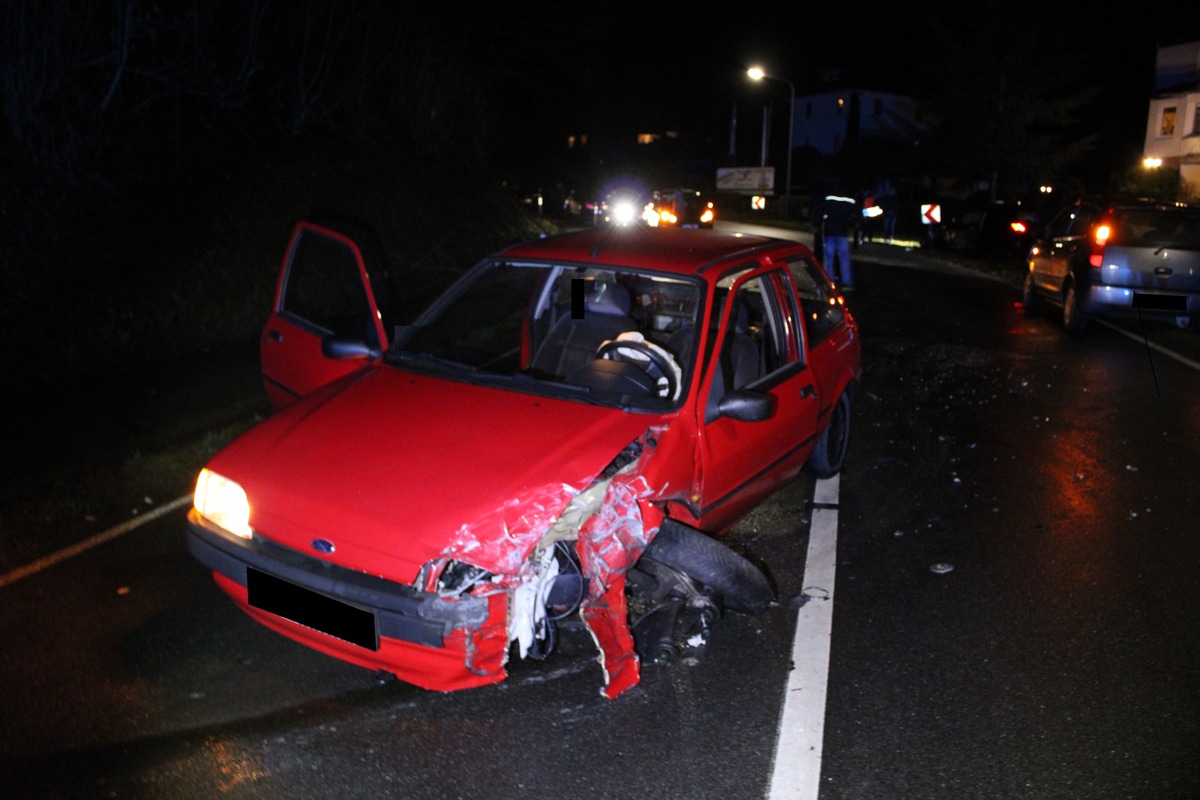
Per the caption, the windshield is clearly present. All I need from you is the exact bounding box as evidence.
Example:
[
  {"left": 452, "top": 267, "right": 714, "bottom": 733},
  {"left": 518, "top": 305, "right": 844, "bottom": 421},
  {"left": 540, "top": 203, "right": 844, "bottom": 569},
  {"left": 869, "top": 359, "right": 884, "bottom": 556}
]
[{"left": 387, "top": 260, "right": 704, "bottom": 409}]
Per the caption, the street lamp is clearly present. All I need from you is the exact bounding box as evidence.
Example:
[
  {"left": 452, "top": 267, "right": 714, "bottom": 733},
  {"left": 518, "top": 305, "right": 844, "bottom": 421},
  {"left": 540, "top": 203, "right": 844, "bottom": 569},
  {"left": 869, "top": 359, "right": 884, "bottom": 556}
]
[{"left": 748, "top": 66, "right": 795, "bottom": 216}]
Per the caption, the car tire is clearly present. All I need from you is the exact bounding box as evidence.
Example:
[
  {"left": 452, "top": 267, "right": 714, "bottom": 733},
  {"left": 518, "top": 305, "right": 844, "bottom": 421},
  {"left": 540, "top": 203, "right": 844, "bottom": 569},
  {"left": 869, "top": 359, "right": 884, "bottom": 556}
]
[
  {"left": 1021, "top": 270, "right": 1041, "bottom": 314},
  {"left": 1176, "top": 316, "right": 1194, "bottom": 331},
  {"left": 641, "top": 520, "right": 773, "bottom": 615},
  {"left": 806, "top": 390, "right": 851, "bottom": 479},
  {"left": 1062, "top": 281, "right": 1087, "bottom": 332}
]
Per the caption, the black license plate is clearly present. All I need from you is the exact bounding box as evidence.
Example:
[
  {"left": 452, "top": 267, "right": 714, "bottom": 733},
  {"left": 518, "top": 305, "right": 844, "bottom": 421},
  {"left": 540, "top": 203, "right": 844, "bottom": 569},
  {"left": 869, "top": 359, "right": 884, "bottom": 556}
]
[
  {"left": 1132, "top": 292, "right": 1187, "bottom": 312},
  {"left": 247, "top": 568, "right": 379, "bottom": 650}
]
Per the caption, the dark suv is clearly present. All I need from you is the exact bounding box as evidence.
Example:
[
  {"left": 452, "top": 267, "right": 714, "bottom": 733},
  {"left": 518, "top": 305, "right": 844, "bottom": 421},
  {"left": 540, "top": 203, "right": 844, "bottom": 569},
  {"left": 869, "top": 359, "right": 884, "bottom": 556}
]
[{"left": 1022, "top": 200, "right": 1200, "bottom": 330}]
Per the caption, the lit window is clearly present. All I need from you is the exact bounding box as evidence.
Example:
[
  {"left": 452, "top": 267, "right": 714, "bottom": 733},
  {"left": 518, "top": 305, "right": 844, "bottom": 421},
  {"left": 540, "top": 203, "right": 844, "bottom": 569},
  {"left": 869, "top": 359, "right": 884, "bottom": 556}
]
[{"left": 1161, "top": 107, "right": 1177, "bottom": 136}]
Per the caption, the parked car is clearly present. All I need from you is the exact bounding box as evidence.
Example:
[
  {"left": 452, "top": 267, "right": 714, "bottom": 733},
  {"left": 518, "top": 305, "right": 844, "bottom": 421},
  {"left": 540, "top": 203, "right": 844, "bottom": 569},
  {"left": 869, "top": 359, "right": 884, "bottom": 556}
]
[
  {"left": 186, "top": 221, "right": 861, "bottom": 700},
  {"left": 924, "top": 198, "right": 1042, "bottom": 254},
  {"left": 1022, "top": 199, "right": 1200, "bottom": 330}
]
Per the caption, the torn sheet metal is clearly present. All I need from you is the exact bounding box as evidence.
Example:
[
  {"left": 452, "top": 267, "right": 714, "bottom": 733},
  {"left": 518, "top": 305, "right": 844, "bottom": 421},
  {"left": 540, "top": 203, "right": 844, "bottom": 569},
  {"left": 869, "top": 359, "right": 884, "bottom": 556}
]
[
  {"left": 575, "top": 448, "right": 665, "bottom": 699},
  {"left": 440, "top": 482, "right": 580, "bottom": 578},
  {"left": 433, "top": 432, "right": 666, "bottom": 698}
]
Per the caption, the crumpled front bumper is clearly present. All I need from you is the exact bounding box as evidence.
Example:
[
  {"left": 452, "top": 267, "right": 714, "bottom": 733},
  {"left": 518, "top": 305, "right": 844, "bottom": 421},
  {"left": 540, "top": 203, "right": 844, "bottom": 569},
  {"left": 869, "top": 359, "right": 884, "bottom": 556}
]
[{"left": 186, "top": 510, "right": 508, "bottom": 691}]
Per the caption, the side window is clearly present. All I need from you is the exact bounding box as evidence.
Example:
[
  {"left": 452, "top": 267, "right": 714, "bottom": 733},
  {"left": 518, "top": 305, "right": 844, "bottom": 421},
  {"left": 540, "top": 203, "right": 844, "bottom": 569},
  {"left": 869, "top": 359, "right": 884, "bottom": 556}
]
[
  {"left": 1047, "top": 209, "right": 1075, "bottom": 239},
  {"left": 787, "top": 254, "right": 844, "bottom": 344},
  {"left": 281, "top": 230, "right": 378, "bottom": 346},
  {"left": 1066, "top": 207, "right": 1098, "bottom": 238}
]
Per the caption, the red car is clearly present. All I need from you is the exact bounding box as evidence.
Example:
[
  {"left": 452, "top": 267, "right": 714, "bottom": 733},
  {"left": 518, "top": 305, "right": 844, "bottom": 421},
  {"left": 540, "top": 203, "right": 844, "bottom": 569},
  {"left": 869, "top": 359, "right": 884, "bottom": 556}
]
[{"left": 187, "top": 221, "right": 861, "bottom": 699}]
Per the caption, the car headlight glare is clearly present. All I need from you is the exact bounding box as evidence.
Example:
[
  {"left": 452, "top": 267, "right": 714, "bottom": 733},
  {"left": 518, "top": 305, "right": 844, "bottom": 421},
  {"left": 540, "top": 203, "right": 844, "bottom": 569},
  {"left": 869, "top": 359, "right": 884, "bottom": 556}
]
[{"left": 194, "top": 468, "right": 253, "bottom": 539}]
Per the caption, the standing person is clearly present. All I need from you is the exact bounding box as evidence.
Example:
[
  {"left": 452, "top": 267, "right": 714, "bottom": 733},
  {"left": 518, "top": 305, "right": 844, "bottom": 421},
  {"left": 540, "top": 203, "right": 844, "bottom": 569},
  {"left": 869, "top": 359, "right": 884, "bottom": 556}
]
[
  {"left": 808, "top": 192, "right": 825, "bottom": 259},
  {"left": 879, "top": 180, "right": 898, "bottom": 243},
  {"left": 819, "top": 188, "right": 859, "bottom": 291}
]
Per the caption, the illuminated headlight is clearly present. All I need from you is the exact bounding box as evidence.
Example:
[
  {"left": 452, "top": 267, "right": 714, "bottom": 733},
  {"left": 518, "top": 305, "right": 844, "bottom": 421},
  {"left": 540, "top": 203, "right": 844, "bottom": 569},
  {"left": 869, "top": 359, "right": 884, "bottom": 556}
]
[
  {"left": 194, "top": 468, "right": 253, "bottom": 539},
  {"left": 612, "top": 201, "right": 637, "bottom": 226}
]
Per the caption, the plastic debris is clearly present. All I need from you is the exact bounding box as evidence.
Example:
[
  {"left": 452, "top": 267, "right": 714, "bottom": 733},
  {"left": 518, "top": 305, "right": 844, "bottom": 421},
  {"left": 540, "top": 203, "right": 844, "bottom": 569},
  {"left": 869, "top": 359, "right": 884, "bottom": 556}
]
[{"left": 929, "top": 562, "right": 954, "bottom": 574}]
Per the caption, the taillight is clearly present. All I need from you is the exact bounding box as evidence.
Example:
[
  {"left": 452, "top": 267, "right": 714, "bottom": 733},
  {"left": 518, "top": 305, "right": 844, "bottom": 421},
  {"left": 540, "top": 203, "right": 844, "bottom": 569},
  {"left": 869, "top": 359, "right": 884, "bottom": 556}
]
[
  {"left": 1010, "top": 221, "right": 1027, "bottom": 235},
  {"left": 1089, "top": 221, "right": 1112, "bottom": 268}
]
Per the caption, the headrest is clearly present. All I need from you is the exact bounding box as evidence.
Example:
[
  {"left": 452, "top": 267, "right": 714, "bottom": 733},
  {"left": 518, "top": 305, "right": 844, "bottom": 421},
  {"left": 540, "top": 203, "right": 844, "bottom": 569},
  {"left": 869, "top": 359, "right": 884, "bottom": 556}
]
[{"left": 586, "top": 281, "right": 631, "bottom": 316}]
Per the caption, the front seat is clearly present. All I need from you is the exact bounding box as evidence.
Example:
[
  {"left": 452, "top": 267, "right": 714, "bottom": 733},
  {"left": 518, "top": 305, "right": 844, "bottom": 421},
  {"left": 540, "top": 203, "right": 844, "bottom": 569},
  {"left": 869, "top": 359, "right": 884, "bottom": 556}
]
[
  {"left": 666, "top": 296, "right": 761, "bottom": 421},
  {"left": 530, "top": 281, "right": 637, "bottom": 379}
]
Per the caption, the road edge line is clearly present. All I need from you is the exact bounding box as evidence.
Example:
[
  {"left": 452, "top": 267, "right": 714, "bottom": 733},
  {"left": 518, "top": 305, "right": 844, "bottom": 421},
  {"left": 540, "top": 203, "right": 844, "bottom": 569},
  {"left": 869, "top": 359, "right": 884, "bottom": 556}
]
[
  {"left": 768, "top": 474, "right": 839, "bottom": 799},
  {"left": 1095, "top": 317, "right": 1200, "bottom": 373},
  {"left": 0, "top": 494, "right": 192, "bottom": 589}
]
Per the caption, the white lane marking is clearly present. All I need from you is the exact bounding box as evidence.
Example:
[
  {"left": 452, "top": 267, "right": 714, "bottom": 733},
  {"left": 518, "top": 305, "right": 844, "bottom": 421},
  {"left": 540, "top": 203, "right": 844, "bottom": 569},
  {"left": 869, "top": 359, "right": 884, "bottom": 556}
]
[
  {"left": 1095, "top": 318, "right": 1200, "bottom": 373},
  {"left": 768, "top": 474, "right": 839, "bottom": 799},
  {"left": 0, "top": 495, "right": 192, "bottom": 589}
]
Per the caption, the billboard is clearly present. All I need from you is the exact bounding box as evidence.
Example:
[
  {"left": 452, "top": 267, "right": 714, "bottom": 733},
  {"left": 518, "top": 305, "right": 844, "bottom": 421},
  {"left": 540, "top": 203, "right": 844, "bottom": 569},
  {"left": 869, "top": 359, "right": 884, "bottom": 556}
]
[{"left": 717, "top": 167, "right": 775, "bottom": 193}]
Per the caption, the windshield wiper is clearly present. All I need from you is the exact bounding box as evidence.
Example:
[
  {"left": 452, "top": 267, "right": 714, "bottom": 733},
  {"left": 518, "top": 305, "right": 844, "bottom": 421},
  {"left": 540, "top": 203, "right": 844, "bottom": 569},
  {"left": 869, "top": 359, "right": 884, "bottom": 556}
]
[{"left": 385, "top": 350, "right": 479, "bottom": 375}]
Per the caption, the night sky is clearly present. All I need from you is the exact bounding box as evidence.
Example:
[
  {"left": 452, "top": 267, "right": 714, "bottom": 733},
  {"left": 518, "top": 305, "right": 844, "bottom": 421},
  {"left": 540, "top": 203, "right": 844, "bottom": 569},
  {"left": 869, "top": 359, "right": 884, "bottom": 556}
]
[{"left": 541, "top": 1, "right": 1196, "bottom": 177}]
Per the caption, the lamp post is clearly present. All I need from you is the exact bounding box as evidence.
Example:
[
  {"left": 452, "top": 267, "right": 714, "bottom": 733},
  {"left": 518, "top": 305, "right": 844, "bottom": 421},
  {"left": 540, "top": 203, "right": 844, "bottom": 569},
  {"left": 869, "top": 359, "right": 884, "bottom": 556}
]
[{"left": 748, "top": 66, "right": 795, "bottom": 217}]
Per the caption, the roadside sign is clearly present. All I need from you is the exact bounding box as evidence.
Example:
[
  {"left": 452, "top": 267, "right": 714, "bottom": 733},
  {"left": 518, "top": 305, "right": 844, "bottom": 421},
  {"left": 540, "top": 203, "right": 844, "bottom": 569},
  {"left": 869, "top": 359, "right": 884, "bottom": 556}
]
[
  {"left": 717, "top": 166, "right": 775, "bottom": 193},
  {"left": 921, "top": 204, "right": 941, "bottom": 224},
  {"left": 751, "top": 196, "right": 766, "bottom": 210}
]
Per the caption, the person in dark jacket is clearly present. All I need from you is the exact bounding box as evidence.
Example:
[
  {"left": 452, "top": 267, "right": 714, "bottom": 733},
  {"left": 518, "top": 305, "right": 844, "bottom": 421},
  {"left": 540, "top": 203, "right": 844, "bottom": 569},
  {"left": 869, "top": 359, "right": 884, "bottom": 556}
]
[{"left": 818, "top": 190, "right": 859, "bottom": 290}]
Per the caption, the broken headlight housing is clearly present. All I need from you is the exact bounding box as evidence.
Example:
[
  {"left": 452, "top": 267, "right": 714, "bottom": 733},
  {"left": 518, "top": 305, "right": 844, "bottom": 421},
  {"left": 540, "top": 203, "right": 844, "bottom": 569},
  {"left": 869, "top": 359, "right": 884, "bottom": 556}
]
[{"left": 418, "top": 559, "right": 494, "bottom": 597}]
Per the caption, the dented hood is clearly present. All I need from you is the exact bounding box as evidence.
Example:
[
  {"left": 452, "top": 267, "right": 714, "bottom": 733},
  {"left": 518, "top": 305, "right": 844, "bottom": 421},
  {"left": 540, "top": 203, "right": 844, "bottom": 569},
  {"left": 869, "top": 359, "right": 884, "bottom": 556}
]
[{"left": 207, "top": 366, "right": 667, "bottom": 582}]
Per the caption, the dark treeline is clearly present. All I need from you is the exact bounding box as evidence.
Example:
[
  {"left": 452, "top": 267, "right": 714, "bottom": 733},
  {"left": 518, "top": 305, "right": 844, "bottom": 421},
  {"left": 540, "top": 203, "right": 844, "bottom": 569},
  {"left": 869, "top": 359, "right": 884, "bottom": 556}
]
[{"left": 0, "top": 1, "right": 577, "bottom": 387}]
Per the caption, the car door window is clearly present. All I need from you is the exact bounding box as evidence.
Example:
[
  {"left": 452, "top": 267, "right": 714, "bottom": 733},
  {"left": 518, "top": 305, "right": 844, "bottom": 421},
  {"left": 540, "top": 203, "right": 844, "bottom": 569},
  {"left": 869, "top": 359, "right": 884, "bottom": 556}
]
[
  {"left": 787, "top": 254, "right": 844, "bottom": 344},
  {"left": 281, "top": 229, "right": 381, "bottom": 349},
  {"left": 706, "top": 268, "right": 802, "bottom": 420}
]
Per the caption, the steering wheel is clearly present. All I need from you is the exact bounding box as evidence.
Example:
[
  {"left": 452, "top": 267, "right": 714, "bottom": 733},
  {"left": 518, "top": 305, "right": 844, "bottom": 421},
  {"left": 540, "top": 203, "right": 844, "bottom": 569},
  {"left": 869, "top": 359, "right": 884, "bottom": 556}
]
[{"left": 596, "top": 339, "right": 679, "bottom": 400}]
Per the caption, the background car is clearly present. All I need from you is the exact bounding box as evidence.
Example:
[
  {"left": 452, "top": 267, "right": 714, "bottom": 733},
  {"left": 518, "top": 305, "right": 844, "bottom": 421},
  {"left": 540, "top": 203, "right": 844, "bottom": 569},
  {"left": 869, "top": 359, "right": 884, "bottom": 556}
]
[
  {"left": 187, "top": 222, "right": 861, "bottom": 701},
  {"left": 923, "top": 197, "right": 1043, "bottom": 254},
  {"left": 644, "top": 188, "right": 716, "bottom": 229},
  {"left": 1023, "top": 199, "right": 1200, "bottom": 330}
]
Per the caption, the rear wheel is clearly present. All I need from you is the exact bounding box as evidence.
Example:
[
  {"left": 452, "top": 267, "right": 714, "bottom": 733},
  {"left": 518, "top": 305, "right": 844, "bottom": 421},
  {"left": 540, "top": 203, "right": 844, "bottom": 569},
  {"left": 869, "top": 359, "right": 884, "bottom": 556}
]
[
  {"left": 1062, "top": 281, "right": 1088, "bottom": 331},
  {"left": 1021, "top": 270, "right": 1041, "bottom": 314},
  {"left": 807, "top": 391, "right": 851, "bottom": 478},
  {"left": 640, "top": 520, "right": 773, "bottom": 614}
]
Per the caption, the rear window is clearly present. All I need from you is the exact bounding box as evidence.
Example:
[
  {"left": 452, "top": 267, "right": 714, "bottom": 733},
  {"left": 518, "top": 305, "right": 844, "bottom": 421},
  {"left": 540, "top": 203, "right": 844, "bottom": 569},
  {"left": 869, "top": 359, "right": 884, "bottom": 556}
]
[{"left": 1110, "top": 208, "right": 1200, "bottom": 249}]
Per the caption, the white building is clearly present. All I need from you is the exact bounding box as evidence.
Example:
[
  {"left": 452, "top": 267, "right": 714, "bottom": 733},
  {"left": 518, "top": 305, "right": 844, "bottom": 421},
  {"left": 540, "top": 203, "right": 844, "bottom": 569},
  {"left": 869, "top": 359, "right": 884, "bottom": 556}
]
[
  {"left": 791, "top": 88, "right": 925, "bottom": 156},
  {"left": 1143, "top": 41, "right": 1200, "bottom": 194}
]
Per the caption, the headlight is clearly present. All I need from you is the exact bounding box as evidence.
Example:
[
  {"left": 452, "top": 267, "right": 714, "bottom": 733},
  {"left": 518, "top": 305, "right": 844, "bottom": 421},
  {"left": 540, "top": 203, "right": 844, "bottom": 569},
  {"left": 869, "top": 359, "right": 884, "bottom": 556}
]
[
  {"left": 611, "top": 201, "right": 637, "bottom": 226},
  {"left": 194, "top": 468, "right": 253, "bottom": 539}
]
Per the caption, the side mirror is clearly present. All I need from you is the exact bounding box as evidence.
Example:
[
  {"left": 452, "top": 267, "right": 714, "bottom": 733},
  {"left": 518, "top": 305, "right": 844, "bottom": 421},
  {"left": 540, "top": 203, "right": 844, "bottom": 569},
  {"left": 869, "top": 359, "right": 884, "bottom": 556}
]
[
  {"left": 322, "top": 335, "right": 380, "bottom": 361},
  {"left": 717, "top": 388, "right": 775, "bottom": 422}
]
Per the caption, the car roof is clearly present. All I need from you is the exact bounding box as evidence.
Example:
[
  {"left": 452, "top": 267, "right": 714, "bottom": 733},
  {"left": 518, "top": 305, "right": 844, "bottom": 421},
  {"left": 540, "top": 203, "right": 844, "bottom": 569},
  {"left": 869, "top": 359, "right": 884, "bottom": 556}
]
[{"left": 492, "top": 226, "right": 794, "bottom": 277}]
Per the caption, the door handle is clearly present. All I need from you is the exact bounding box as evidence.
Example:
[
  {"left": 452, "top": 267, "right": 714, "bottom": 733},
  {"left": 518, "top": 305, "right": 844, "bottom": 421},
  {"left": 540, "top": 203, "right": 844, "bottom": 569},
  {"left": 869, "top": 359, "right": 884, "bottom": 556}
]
[
  {"left": 800, "top": 384, "right": 815, "bottom": 399},
  {"left": 266, "top": 329, "right": 283, "bottom": 343}
]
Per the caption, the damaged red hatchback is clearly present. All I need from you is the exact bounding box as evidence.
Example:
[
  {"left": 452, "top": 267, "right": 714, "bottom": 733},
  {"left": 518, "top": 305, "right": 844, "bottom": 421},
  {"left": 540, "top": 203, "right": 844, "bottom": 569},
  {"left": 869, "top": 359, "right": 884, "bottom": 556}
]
[{"left": 187, "top": 221, "right": 861, "bottom": 699}]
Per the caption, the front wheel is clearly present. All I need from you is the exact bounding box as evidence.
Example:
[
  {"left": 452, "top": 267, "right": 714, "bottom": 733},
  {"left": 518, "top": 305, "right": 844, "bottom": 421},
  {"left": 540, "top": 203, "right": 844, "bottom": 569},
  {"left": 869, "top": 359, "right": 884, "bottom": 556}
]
[
  {"left": 640, "top": 520, "right": 773, "bottom": 614},
  {"left": 807, "top": 391, "right": 851, "bottom": 478}
]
